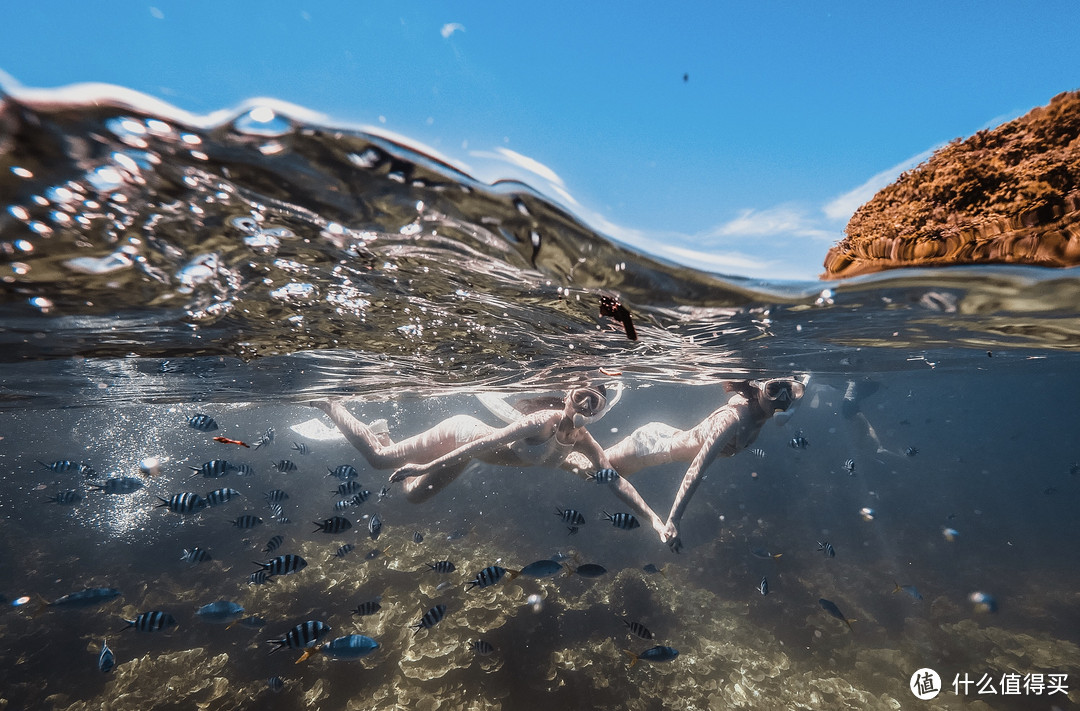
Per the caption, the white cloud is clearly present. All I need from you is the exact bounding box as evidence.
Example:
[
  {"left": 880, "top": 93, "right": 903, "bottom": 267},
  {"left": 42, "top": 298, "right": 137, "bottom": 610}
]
[
  {"left": 822, "top": 145, "right": 939, "bottom": 223},
  {"left": 708, "top": 205, "right": 836, "bottom": 241},
  {"left": 440, "top": 23, "right": 465, "bottom": 39}
]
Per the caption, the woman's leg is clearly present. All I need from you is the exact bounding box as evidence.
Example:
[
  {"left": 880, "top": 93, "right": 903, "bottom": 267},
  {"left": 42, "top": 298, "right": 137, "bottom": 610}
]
[{"left": 313, "top": 402, "right": 495, "bottom": 470}]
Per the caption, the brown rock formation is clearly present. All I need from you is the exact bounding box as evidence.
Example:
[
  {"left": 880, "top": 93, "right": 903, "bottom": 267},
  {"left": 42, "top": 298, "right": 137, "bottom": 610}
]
[{"left": 823, "top": 90, "right": 1080, "bottom": 279}]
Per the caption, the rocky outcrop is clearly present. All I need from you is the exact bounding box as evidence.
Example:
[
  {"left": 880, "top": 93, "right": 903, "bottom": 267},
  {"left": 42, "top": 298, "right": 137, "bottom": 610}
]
[{"left": 823, "top": 90, "right": 1080, "bottom": 278}]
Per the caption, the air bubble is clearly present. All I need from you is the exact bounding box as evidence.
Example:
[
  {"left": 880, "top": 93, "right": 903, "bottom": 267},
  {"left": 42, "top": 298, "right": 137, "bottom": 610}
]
[
  {"left": 270, "top": 282, "right": 317, "bottom": 302},
  {"left": 233, "top": 106, "right": 291, "bottom": 137},
  {"left": 86, "top": 166, "right": 124, "bottom": 192}
]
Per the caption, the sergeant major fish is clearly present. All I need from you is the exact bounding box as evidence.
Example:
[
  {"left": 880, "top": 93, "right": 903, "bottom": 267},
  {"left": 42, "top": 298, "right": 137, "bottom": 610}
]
[
  {"left": 466, "top": 565, "right": 520, "bottom": 591},
  {"left": 603, "top": 511, "right": 640, "bottom": 530},
  {"left": 313, "top": 516, "right": 352, "bottom": 534},
  {"left": 189, "top": 460, "right": 237, "bottom": 478},
  {"left": 188, "top": 413, "right": 219, "bottom": 432},
  {"left": 122, "top": 610, "right": 177, "bottom": 632},
  {"left": 265, "top": 620, "right": 331, "bottom": 652},
  {"left": 181, "top": 547, "right": 212, "bottom": 563},
  {"left": 205, "top": 487, "right": 240, "bottom": 506},
  {"left": 253, "top": 554, "right": 308, "bottom": 576},
  {"left": 352, "top": 596, "right": 382, "bottom": 616},
  {"left": 555, "top": 507, "right": 586, "bottom": 526},
  {"left": 368, "top": 513, "right": 382, "bottom": 541},
  {"left": 155, "top": 493, "right": 208, "bottom": 514},
  {"left": 263, "top": 535, "right": 284, "bottom": 554},
  {"left": 45, "top": 490, "right": 82, "bottom": 505},
  {"left": 411, "top": 604, "right": 447, "bottom": 634},
  {"left": 621, "top": 618, "right": 655, "bottom": 640},
  {"left": 588, "top": 468, "right": 620, "bottom": 484},
  {"left": 88, "top": 477, "right": 144, "bottom": 495}
]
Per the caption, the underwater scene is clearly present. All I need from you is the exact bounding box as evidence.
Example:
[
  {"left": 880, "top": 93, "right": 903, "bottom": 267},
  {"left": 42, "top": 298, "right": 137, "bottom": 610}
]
[{"left": 1, "top": 91, "right": 1079, "bottom": 711}]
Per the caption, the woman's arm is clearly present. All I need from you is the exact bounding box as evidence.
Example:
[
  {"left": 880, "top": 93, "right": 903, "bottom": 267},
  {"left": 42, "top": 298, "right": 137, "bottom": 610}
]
[
  {"left": 572, "top": 430, "right": 668, "bottom": 538},
  {"left": 661, "top": 405, "right": 743, "bottom": 550}
]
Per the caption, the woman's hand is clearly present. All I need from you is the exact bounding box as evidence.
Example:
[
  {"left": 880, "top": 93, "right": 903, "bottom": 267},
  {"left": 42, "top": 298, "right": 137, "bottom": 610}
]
[{"left": 389, "top": 462, "right": 428, "bottom": 483}]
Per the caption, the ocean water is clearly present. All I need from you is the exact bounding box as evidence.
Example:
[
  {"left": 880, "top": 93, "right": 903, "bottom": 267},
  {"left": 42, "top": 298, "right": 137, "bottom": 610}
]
[{"left": 1, "top": 89, "right": 1079, "bottom": 711}]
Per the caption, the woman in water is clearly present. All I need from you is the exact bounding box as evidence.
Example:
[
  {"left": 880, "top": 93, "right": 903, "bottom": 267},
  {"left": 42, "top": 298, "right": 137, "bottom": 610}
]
[
  {"left": 312, "top": 385, "right": 670, "bottom": 537},
  {"left": 573, "top": 377, "right": 806, "bottom": 552}
]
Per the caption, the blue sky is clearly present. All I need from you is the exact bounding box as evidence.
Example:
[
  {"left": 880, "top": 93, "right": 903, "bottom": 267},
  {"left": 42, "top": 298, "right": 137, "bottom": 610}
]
[{"left": 2, "top": 2, "right": 1078, "bottom": 280}]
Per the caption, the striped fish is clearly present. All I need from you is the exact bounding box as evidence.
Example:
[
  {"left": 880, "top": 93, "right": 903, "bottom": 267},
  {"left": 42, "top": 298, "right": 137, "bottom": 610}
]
[
  {"left": 205, "top": 487, "right": 240, "bottom": 506},
  {"left": 232, "top": 514, "right": 264, "bottom": 529},
  {"left": 843, "top": 458, "right": 856, "bottom": 475},
  {"left": 266, "top": 502, "right": 285, "bottom": 519},
  {"left": 122, "top": 610, "right": 177, "bottom": 632},
  {"left": 264, "top": 489, "right": 289, "bottom": 503},
  {"left": 328, "top": 464, "right": 359, "bottom": 480},
  {"left": 427, "top": 560, "right": 456, "bottom": 574},
  {"left": 789, "top": 433, "right": 809, "bottom": 449},
  {"left": 378, "top": 486, "right": 391, "bottom": 501},
  {"left": 234, "top": 463, "right": 255, "bottom": 476},
  {"left": 272, "top": 460, "right": 297, "bottom": 473},
  {"left": 466, "top": 565, "right": 519, "bottom": 591},
  {"left": 267, "top": 676, "right": 284, "bottom": 693},
  {"left": 181, "top": 547, "right": 213, "bottom": 563},
  {"left": 37, "top": 459, "right": 78, "bottom": 473},
  {"left": 265, "top": 620, "right": 331, "bottom": 652},
  {"left": 253, "top": 427, "right": 275, "bottom": 450},
  {"left": 313, "top": 516, "right": 352, "bottom": 534},
  {"left": 188, "top": 413, "right": 219, "bottom": 431},
  {"left": 351, "top": 490, "right": 371, "bottom": 505},
  {"left": 263, "top": 535, "right": 284, "bottom": 554},
  {"left": 471, "top": 640, "right": 495, "bottom": 656},
  {"left": 333, "top": 499, "right": 354, "bottom": 512},
  {"left": 290, "top": 442, "right": 309, "bottom": 455},
  {"left": 758, "top": 576, "right": 769, "bottom": 596},
  {"left": 603, "top": 511, "right": 640, "bottom": 530},
  {"left": 555, "top": 507, "right": 586, "bottom": 526},
  {"left": 46, "top": 490, "right": 82, "bottom": 504},
  {"left": 368, "top": 513, "right": 382, "bottom": 540},
  {"left": 156, "top": 492, "right": 208, "bottom": 514},
  {"left": 749, "top": 448, "right": 766, "bottom": 458},
  {"left": 253, "top": 554, "right": 308, "bottom": 576},
  {"left": 905, "top": 446, "right": 919, "bottom": 457},
  {"left": 817, "top": 540, "right": 836, "bottom": 558},
  {"left": 333, "top": 543, "right": 355, "bottom": 558},
  {"left": 621, "top": 618, "right": 655, "bottom": 640},
  {"left": 190, "top": 460, "right": 237, "bottom": 478},
  {"left": 411, "top": 604, "right": 447, "bottom": 634},
  {"left": 98, "top": 639, "right": 115, "bottom": 673},
  {"left": 333, "top": 481, "right": 364, "bottom": 497},
  {"left": 588, "top": 468, "right": 620, "bottom": 484},
  {"left": 248, "top": 570, "right": 275, "bottom": 585},
  {"left": 352, "top": 596, "right": 382, "bottom": 616},
  {"left": 412, "top": 531, "right": 424, "bottom": 544},
  {"left": 89, "top": 477, "right": 144, "bottom": 495}
]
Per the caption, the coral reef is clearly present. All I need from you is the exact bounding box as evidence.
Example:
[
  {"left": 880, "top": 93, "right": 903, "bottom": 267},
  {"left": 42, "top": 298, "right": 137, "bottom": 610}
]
[{"left": 824, "top": 90, "right": 1080, "bottom": 278}]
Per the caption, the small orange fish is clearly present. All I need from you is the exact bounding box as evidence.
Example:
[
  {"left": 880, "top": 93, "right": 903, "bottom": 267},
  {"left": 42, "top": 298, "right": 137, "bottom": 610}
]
[{"left": 213, "top": 436, "right": 250, "bottom": 448}]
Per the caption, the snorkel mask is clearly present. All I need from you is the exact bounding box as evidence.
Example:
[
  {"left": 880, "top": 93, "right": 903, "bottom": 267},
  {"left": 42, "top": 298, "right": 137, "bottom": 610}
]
[
  {"left": 750, "top": 376, "right": 808, "bottom": 421},
  {"left": 568, "top": 382, "right": 623, "bottom": 427}
]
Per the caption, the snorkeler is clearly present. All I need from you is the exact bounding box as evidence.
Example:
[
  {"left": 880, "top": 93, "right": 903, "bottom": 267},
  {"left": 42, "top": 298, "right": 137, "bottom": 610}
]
[
  {"left": 578, "top": 378, "right": 806, "bottom": 552},
  {"left": 311, "top": 385, "right": 670, "bottom": 536}
]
